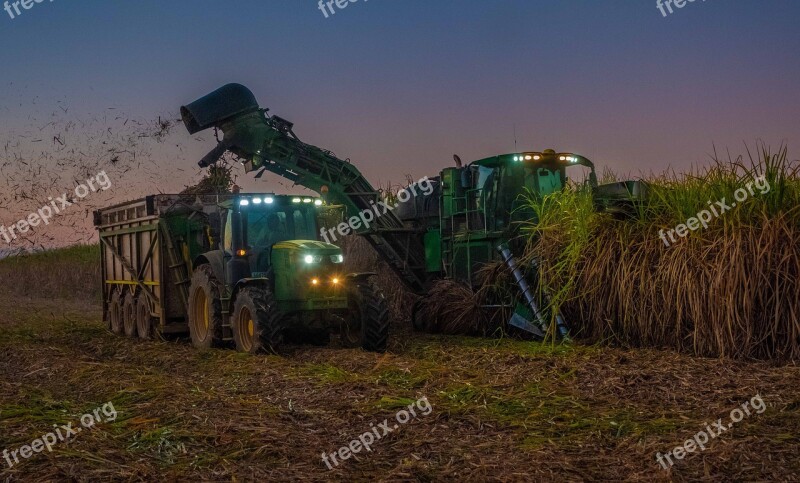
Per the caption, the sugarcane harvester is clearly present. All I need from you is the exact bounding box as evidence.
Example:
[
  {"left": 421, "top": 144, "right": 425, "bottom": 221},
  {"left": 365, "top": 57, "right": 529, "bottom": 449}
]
[{"left": 181, "top": 84, "right": 635, "bottom": 340}]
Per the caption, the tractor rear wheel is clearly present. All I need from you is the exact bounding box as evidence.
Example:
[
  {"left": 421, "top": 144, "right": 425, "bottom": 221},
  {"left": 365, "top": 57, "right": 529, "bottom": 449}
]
[
  {"left": 343, "top": 279, "right": 389, "bottom": 352},
  {"left": 109, "top": 289, "right": 124, "bottom": 335},
  {"left": 136, "top": 295, "right": 155, "bottom": 340},
  {"left": 232, "top": 287, "right": 282, "bottom": 354},
  {"left": 187, "top": 265, "right": 224, "bottom": 350},
  {"left": 123, "top": 292, "right": 137, "bottom": 338}
]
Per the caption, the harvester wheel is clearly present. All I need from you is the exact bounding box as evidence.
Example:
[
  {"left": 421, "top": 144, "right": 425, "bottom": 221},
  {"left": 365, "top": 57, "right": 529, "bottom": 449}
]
[
  {"left": 187, "top": 265, "right": 224, "bottom": 350},
  {"left": 343, "top": 279, "right": 389, "bottom": 353},
  {"left": 109, "top": 289, "right": 124, "bottom": 335},
  {"left": 232, "top": 287, "right": 282, "bottom": 354},
  {"left": 123, "top": 292, "right": 138, "bottom": 338},
  {"left": 136, "top": 295, "right": 155, "bottom": 340}
]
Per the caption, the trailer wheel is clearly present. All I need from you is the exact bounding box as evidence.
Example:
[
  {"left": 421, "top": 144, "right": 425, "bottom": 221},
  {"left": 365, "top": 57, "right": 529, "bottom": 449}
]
[
  {"left": 109, "top": 289, "right": 124, "bottom": 335},
  {"left": 232, "top": 287, "right": 282, "bottom": 354},
  {"left": 188, "top": 265, "right": 224, "bottom": 350},
  {"left": 136, "top": 295, "right": 155, "bottom": 340},
  {"left": 123, "top": 292, "right": 138, "bottom": 338},
  {"left": 343, "top": 279, "right": 389, "bottom": 353}
]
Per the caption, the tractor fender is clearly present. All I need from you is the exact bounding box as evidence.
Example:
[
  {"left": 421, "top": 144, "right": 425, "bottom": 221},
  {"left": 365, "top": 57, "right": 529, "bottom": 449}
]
[
  {"left": 194, "top": 250, "right": 226, "bottom": 283},
  {"left": 230, "top": 277, "right": 272, "bottom": 304}
]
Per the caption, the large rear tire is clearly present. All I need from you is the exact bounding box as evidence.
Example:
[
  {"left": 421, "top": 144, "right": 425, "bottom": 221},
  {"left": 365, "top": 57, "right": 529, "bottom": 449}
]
[
  {"left": 343, "top": 279, "right": 389, "bottom": 353},
  {"left": 109, "top": 289, "right": 124, "bottom": 335},
  {"left": 187, "top": 265, "right": 224, "bottom": 350},
  {"left": 232, "top": 287, "right": 283, "bottom": 354},
  {"left": 123, "top": 292, "right": 138, "bottom": 338}
]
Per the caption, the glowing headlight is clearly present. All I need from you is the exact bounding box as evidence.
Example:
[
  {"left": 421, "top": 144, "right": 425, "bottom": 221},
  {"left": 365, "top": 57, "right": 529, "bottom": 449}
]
[
  {"left": 303, "top": 198, "right": 312, "bottom": 203},
  {"left": 292, "top": 198, "right": 302, "bottom": 203},
  {"left": 314, "top": 199, "right": 323, "bottom": 206},
  {"left": 265, "top": 197, "right": 274, "bottom": 204},
  {"left": 303, "top": 254, "right": 323, "bottom": 264},
  {"left": 331, "top": 254, "right": 344, "bottom": 264},
  {"left": 533, "top": 155, "right": 541, "bottom": 160},
  {"left": 252, "top": 197, "right": 262, "bottom": 204},
  {"left": 239, "top": 199, "right": 250, "bottom": 206},
  {"left": 525, "top": 155, "right": 532, "bottom": 160}
]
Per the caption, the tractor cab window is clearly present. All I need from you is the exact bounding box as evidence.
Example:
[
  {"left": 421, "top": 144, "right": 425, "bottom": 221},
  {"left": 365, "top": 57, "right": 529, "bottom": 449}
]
[
  {"left": 248, "top": 212, "right": 289, "bottom": 248},
  {"left": 246, "top": 207, "right": 318, "bottom": 248},
  {"left": 224, "top": 205, "right": 319, "bottom": 251}
]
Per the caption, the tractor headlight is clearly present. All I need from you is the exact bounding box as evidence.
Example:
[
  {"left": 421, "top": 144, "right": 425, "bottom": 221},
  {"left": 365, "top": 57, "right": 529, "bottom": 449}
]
[
  {"left": 303, "top": 254, "right": 323, "bottom": 264},
  {"left": 331, "top": 254, "right": 344, "bottom": 264}
]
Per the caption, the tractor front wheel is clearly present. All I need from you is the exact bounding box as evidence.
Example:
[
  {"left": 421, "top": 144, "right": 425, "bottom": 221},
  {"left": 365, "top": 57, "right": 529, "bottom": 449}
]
[
  {"left": 232, "top": 287, "right": 282, "bottom": 354},
  {"left": 343, "top": 279, "right": 389, "bottom": 353}
]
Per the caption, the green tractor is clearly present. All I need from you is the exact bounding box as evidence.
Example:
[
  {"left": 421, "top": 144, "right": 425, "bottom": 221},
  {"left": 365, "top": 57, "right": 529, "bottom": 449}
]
[
  {"left": 95, "top": 192, "right": 389, "bottom": 353},
  {"left": 188, "top": 193, "right": 390, "bottom": 353}
]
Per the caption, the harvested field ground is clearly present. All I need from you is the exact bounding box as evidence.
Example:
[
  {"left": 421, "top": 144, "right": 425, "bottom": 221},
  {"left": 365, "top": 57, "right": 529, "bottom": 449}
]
[{"left": 1, "top": 294, "right": 799, "bottom": 481}]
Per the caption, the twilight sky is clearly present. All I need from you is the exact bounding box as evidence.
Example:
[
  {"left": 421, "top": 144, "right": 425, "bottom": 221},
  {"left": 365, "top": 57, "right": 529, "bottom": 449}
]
[{"left": 0, "top": 0, "right": 798, "bottom": 199}]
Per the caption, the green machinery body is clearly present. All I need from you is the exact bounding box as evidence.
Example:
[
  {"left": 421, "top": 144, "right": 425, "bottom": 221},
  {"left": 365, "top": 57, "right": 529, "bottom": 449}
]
[{"left": 180, "top": 83, "right": 644, "bottom": 336}]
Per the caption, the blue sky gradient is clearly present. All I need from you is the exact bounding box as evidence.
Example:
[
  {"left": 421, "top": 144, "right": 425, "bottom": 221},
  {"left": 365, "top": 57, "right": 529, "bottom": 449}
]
[{"left": 1, "top": 0, "right": 798, "bottom": 186}]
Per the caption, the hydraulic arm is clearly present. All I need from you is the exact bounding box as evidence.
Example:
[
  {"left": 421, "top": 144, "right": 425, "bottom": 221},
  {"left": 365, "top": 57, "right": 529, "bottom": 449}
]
[{"left": 181, "top": 84, "right": 428, "bottom": 293}]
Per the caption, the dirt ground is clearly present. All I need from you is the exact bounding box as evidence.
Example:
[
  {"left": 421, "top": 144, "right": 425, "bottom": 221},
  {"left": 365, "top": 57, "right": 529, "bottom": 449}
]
[{"left": 0, "top": 295, "right": 798, "bottom": 482}]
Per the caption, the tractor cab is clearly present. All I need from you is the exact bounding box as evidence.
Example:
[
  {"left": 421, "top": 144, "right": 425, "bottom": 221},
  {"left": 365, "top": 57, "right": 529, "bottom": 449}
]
[{"left": 217, "top": 194, "right": 346, "bottom": 310}]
